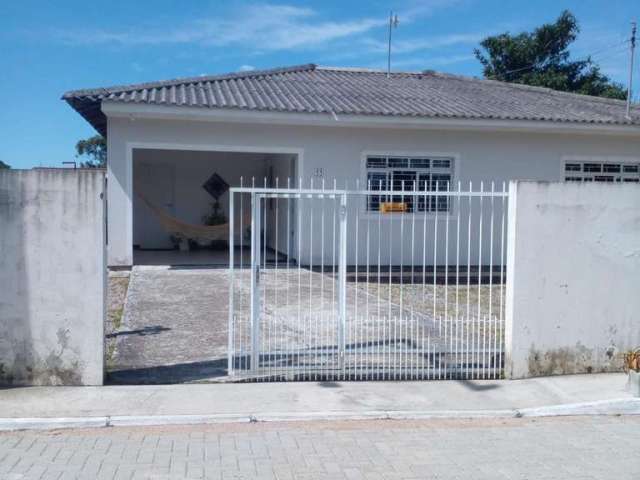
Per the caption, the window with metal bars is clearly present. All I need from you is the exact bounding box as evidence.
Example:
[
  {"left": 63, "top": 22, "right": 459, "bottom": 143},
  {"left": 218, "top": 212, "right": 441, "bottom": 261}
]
[
  {"left": 564, "top": 161, "right": 640, "bottom": 183},
  {"left": 366, "top": 156, "right": 454, "bottom": 213}
]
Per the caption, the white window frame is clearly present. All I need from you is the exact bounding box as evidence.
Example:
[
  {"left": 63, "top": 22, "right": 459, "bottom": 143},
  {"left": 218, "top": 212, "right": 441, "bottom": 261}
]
[
  {"left": 360, "top": 150, "right": 460, "bottom": 219},
  {"left": 561, "top": 155, "right": 640, "bottom": 184}
]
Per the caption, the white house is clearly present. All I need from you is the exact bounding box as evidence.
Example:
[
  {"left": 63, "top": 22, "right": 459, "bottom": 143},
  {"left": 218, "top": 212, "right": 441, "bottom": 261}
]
[{"left": 63, "top": 64, "right": 640, "bottom": 268}]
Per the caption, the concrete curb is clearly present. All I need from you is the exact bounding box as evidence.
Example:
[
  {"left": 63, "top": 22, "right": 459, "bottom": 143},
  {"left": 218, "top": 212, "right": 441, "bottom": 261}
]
[{"left": 1, "top": 398, "right": 638, "bottom": 432}]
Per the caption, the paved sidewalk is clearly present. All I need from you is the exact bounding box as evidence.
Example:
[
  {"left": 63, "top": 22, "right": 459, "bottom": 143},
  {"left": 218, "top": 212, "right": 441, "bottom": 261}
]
[
  {"left": 1, "top": 416, "right": 639, "bottom": 479},
  {"left": 0, "top": 374, "right": 638, "bottom": 431}
]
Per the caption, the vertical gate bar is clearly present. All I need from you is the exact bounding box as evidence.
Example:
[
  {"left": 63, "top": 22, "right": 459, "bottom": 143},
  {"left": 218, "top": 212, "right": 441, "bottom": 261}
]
[
  {"left": 498, "top": 182, "right": 506, "bottom": 378},
  {"left": 265, "top": 195, "right": 269, "bottom": 382},
  {"left": 309, "top": 180, "right": 314, "bottom": 337},
  {"left": 376, "top": 180, "right": 382, "bottom": 380},
  {"left": 438, "top": 315, "right": 442, "bottom": 380},
  {"left": 297, "top": 179, "right": 303, "bottom": 377},
  {"left": 444, "top": 184, "right": 450, "bottom": 378},
  {"left": 422, "top": 180, "right": 427, "bottom": 303},
  {"left": 354, "top": 182, "right": 359, "bottom": 380},
  {"left": 433, "top": 182, "right": 439, "bottom": 322},
  {"left": 388, "top": 185, "right": 393, "bottom": 380},
  {"left": 320, "top": 180, "right": 325, "bottom": 380},
  {"left": 466, "top": 182, "right": 472, "bottom": 379},
  {"left": 332, "top": 182, "right": 337, "bottom": 379},
  {"left": 354, "top": 182, "right": 359, "bottom": 338},
  {"left": 338, "top": 192, "right": 348, "bottom": 375},
  {"left": 274, "top": 180, "right": 279, "bottom": 380},
  {"left": 250, "top": 193, "right": 262, "bottom": 373},
  {"left": 365, "top": 185, "right": 371, "bottom": 379},
  {"left": 477, "top": 182, "right": 484, "bottom": 376},
  {"left": 427, "top": 324, "right": 431, "bottom": 380},
  {"left": 399, "top": 182, "right": 405, "bottom": 379},
  {"left": 262, "top": 180, "right": 267, "bottom": 381},
  {"left": 483, "top": 315, "right": 488, "bottom": 380},
  {"left": 263, "top": 179, "right": 267, "bottom": 366},
  {"left": 411, "top": 183, "right": 417, "bottom": 380},
  {"left": 488, "top": 182, "right": 495, "bottom": 380},
  {"left": 286, "top": 179, "right": 291, "bottom": 378},
  {"left": 365, "top": 186, "right": 370, "bottom": 377},
  {"left": 455, "top": 184, "right": 461, "bottom": 377},
  {"left": 311, "top": 186, "right": 317, "bottom": 380},
  {"left": 234, "top": 177, "right": 245, "bottom": 373},
  {"left": 228, "top": 190, "right": 235, "bottom": 376}
]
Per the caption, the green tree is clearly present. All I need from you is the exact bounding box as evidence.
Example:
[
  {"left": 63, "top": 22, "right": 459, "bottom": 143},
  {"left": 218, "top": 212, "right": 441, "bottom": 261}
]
[
  {"left": 0, "top": 160, "right": 10, "bottom": 169},
  {"left": 75, "top": 135, "right": 107, "bottom": 168},
  {"left": 474, "top": 10, "right": 627, "bottom": 99}
]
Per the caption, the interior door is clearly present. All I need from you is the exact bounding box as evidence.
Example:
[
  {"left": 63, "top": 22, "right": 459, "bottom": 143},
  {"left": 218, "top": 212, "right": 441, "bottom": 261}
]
[{"left": 134, "top": 162, "right": 175, "bottom": 249}]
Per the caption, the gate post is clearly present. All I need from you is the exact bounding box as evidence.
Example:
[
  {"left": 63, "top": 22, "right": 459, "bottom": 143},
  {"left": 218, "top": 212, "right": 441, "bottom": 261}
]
[
  {"left": 338, "top": 193, "right": 348, "bottom": 371},
  {"left": 250, "top": 193, "right": 262, "bottom": 373},
  {"left": 227, "top": 190, "right": 235, "bottom": 376}
]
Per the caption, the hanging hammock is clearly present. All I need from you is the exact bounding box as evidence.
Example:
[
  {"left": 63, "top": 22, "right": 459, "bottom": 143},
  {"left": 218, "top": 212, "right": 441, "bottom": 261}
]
[{"left": 138, "top": 193, "right": 230, "bottom": 242}]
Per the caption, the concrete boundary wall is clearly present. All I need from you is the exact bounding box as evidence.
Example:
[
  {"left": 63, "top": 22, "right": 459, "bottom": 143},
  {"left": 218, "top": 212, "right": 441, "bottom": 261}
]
[
  {"left": 505, "top": 181, "right": 640, "bottom": 379},
  {"left": 0, "top": 170, "right": 106, "bottom": 385}
]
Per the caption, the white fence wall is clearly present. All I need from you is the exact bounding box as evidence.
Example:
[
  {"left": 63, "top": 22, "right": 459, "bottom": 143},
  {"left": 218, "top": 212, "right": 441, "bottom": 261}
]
[
  {"left": 505, "top": 181, "right": 640, "bottom": 379},
  {"left": 0, "top": 169, "right": 106, "bottom": 386}
]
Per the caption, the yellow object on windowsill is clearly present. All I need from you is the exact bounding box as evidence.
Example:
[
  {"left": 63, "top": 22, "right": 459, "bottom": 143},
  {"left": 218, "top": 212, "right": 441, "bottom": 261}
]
[{"left": 380, "top": 202, "right": 407, "bottom": 213}]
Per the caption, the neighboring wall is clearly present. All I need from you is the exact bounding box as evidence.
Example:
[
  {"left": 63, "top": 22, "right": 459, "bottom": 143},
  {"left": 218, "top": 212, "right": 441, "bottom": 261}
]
[
  {"left": 505, "top": 181, "right": 640, "bottom": 378},
  {"left": 107, "top": 116, "right": 640, "bottom": 265},
  {"left": 0, "top": 170, "right": 105, "bottom": 385}
]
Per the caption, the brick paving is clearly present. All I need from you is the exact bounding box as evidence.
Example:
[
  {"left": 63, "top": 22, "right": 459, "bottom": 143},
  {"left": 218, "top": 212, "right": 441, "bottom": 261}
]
[{"left": 1, "top": 416, "right": 638, "bottom": 479}]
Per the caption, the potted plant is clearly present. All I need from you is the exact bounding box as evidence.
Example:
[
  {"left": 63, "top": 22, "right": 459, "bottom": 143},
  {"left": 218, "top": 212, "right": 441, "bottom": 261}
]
[{"left": 623, "top": 348, "right": 640, "bottom": 397}]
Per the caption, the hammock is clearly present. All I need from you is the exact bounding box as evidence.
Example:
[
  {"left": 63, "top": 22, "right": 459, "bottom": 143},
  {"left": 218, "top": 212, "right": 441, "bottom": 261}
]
[{"left": 138, "top": 194, "right": 230, "bottom": 242}]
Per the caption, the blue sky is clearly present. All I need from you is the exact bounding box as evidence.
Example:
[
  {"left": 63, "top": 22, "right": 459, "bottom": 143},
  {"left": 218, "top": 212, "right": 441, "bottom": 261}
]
[{"left": 1, "top": 0, "right": 638, "bottom": 169}]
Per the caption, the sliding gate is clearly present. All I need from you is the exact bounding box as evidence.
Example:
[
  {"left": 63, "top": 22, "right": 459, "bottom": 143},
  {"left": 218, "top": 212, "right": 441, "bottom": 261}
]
[{"left": 228, "top": 179, "right": 508, "bottom": 381}]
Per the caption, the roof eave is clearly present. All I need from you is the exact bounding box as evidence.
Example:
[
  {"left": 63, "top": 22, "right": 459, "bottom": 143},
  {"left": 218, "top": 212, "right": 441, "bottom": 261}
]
[
  {"left": 65, "top": 97, "right": 107, "bottom": 137},
  {"left": 101, "top": 101, "right": 640, "bottom": 137}
]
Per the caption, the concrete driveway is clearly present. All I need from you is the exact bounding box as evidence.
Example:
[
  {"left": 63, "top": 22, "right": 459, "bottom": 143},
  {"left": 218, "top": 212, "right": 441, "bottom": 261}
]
[{"left": 107, "top": 266, "right": 231, "bottom": 384}]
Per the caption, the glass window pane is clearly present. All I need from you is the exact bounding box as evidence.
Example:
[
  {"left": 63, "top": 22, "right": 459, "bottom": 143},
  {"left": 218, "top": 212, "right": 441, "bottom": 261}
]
[
  {"left": 565, "top": 163, "right": 581, "bottom": 172},
  {"left": 368, "top": 172, "right": 387, "bottom": 190},
  {"left": 432, "top": 158, "right": 451, "bottom": 169},
  {"left": 366, "top": 157, "right": 387, "bottom": 168},
  {"left": 583, "top": 163, "right": 602, "bottom": 172},
  {"left": 391, "top": 171, "right": 417, "bottom": 190},
  {"left": 603, "top": 164, "right": 621, "bottom": 172},
  {"left": 388, "top": 157, "right": 409, "bottom": 168},
  {"left": 623, "top": 164, "right": 639, "bottom": 173},
  {"left": 410, "top": 158, "right": 430, "bottom": 168}
]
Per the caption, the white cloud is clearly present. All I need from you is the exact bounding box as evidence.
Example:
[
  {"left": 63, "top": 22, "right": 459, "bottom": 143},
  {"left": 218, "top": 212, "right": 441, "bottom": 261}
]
[
  {"left": 238, "top": 64, "right": 256, "bottom": 71},
  {"left": 54, "top": 3, "right": 384, "bottom": 51},
  {"left": 398, "top": 0, "right": 465, "bottom": 24},
  {"left": 361, "top": 32, "right": 487, "bottom": 55},
  {"left": 366, "top": 53, "right": 475, "bottom": 71}
]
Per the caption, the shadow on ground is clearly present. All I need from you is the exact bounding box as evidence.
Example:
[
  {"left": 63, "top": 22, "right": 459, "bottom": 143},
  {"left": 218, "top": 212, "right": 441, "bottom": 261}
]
[
  {"left": 457, "top": 379, "right": 500, "bottom": 391},
  {"left": 107, "top": 359, "right": 228, "bottom": 385}
]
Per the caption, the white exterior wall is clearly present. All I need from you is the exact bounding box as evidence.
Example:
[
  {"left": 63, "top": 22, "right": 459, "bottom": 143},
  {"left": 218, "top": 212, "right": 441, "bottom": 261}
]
[
  {"left": 0, "top": 170, "right": 105, "bottom": 385},
  {"left": 505, "top": 181, "right": 640, "bottom": 379},
  {"left": 106, "top": 115, "right": 640, "bottom": 266}
]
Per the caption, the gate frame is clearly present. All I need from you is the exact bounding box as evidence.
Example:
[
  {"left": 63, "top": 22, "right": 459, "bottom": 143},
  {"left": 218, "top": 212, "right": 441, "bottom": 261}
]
[{"left": 228, "top": 183, "right": 509, "bottom": 380}]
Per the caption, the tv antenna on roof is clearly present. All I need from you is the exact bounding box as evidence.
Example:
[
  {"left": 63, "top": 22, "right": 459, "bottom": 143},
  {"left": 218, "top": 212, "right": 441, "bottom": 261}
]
[{"left": 387, "top": 11, "right": 399, "bottom": 78}]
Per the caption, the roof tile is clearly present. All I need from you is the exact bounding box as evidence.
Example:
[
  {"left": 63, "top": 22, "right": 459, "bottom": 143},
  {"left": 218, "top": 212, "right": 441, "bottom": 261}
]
[{"left": 63, "top": 64, "right": 640, "bottom": 136}]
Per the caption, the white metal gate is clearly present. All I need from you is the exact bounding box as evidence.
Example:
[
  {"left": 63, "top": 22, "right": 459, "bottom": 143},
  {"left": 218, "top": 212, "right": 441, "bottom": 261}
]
[{"left": 228, "top": 178, "right": 508, "bottom": 381}]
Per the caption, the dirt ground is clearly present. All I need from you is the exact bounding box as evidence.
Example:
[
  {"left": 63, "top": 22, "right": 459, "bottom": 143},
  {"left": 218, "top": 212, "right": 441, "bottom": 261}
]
[{"left": 106, "top": 272, "right": 130, "bottom": 369}]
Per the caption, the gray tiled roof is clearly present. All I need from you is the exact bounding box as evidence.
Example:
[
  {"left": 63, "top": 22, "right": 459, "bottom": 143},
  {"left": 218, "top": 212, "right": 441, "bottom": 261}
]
[{"left": 63, "top": 64, "right": 640, "bottom": 136}]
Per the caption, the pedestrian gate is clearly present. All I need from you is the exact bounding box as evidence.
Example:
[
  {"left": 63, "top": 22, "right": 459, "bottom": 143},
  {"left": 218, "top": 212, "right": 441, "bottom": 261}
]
[{"left": 228, "top": 179, "right": 508, "bottom": 381}]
